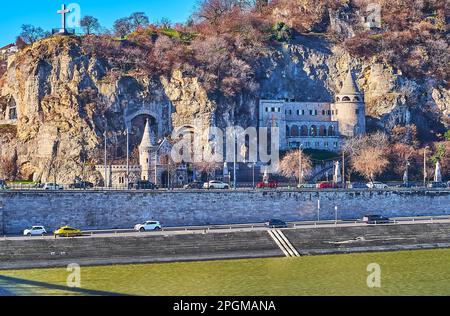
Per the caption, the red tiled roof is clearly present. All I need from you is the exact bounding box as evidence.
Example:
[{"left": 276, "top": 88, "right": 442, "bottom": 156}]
[{"left": 0, "top": 43, "right": 15, "bottom": 51}]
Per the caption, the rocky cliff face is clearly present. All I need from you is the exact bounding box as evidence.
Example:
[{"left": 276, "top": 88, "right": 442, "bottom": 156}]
[{"left": 0, "top": 33, "right": 448, "bottom": 183}]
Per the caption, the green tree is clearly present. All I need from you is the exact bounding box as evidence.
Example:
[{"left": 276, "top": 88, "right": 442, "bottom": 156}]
[{"left": 444, "top": 130, "right": 450, "bottom": 141}]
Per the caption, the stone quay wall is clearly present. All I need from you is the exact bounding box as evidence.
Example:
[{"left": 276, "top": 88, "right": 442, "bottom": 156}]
[{"left": 1, "top": 189, "right": 450, "bottom": 234}]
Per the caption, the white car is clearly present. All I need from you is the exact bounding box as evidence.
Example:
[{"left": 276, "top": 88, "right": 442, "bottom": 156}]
[
  {"left": 23, "top": 226, "right": 47, "bottom": 236},
  {"left": 134, "top": 221, "right": 162, "bottom": 232},
  {"left": 44, "top": 183, "right": 64, "bottom": 190},
  {"left": 367, "top": 181, "right": 388, "bottom": 189},
  {"left": 203, "top": 180, "right": 230, "bottom": 190}
]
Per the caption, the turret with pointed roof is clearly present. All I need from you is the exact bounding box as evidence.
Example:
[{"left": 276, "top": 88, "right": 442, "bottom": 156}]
[
  {"left": 139, "top": 119, "right": 156, "bottom": 181},
  {"left": 339, "top": 70, "right": 361, "bottom": 95},
  {"left": 334, "top": 68, "right": 366, "bottom": 137}
]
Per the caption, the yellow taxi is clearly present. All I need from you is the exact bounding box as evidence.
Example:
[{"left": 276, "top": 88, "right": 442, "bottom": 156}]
[{"left": 54, "top": 226, "right": 82, "bottom": 237}]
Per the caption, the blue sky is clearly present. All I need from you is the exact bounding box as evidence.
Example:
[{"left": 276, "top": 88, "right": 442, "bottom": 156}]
[{"left": 0, "top": 0, "right": 197, "bottom": 46}]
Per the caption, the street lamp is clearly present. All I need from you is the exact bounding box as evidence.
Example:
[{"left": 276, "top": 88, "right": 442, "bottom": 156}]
[
  {"left": 317, "top": 199, "right": 321, "bottom": 222},
  {"left": 335, "top": 206, "right": 338, "bottom": 224},
  {"left": 124, "top": 128, "right": 131, "bottom": 189},
  {"left": 298, "top": 144, "right": 303, "bottom": 187},
  {"left": 103, "top": 131, "right": 108, "bottom": 188},
  {"left": 423, "top": 146, "right": 430, "bottom": 187}
]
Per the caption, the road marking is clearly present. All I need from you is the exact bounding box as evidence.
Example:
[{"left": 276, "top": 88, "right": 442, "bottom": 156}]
[
  {"left": 273, "top": 230, "right": 300, "bottom": 257},
  {"left": 268, "top": 230, "right": 300, "bottom": 257},
  {"left": 268, "top": 230, "right": 290, "bottom": 257}
]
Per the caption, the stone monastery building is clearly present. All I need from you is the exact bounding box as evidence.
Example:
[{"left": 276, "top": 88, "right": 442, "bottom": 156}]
[{"left": 259, "top": 70, "right": 366, "bottom": 152}]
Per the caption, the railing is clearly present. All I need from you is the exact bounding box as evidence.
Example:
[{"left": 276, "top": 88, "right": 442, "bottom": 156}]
[{"left": 3, "top": 216, "right": 450, "bottom": 240}]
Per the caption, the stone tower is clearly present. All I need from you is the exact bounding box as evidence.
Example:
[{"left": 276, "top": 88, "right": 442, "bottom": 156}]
[
  {"left": 334, "top": 69, "right": 366, "bottom": 137},
  {"left": 139, "top": 119, "right": 156, "bottom": 181}
]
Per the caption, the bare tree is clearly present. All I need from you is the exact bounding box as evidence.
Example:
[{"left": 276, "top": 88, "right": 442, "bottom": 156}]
[
  {"left": 0, "top": 155, "right": 17, "bottom": 180},
  {"left": 19, "top": 24, "right": 48, "bottom": 44},
  {"left": 352, "top": 147, "right": 389, "bottom": 182},
  {"left": 113, "top": 17, "right": 134, "bottom": 38},
  {"left": 195, "top": 0, "right": 253, "bottom": 24},
  {"left": 193, "top": 161, "right": 220, "bottom": 181},
  {"left": 80, "top": 16, "right": 101, "bottom": 35},
  {"left": 344, "top": 132, "right": 390, "bottom": 182},
  {"left": 130, "top": 12, "right": 150, "bottom": 29},
  {"left": 279, "top": 150, "right": 312, "bottom": 184}
]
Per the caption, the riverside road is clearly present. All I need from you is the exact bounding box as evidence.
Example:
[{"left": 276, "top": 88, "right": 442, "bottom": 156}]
[{"left": 2, "top": 215, "right": 450, "bottom": 241}]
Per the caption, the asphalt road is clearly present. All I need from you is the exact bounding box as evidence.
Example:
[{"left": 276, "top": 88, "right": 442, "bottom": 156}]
[{"left": 3, "top": 215, "right": 450, "bottom": 242}]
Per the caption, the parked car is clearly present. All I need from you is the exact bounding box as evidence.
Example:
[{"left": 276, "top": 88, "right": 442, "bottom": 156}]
[
  {"left": 0, "top": 179, "right": 8, "bottom": 190},
  {"left": 366, "top": 182, "right": 388, "bottom": 189},
  {"left": 129, "top": 181, "right": 157, "bottom": 190},
  {"left": 203, "top": 180, "right": 230, "bottom": 190},
  {"left": 23, "top": 226, "right": 47, "bottom": 236},
  {"left": 265, "top": 219, "right": 288, "bottom": 228},
  {"left": 69, "top": 181, "right": 94, "bottom": 189},
  {"left": 348, "top": 182, "right": 368, "bottom": 189},
  {"left": 362, "top": 215, "right": 391, "bottom": 224},
  {"left": 316, "top": 182, "right": 339, "bottom": 189},
  {"left": 134, "top": 221, "right": 162, "bottom": 232},
  {"left": 297, "top": 183, "right": 316, "bottom": 189},
  {"left": 256, "top": 180, "right": 278, "bottom": 189},
  {"left": 54, "top": 226, "right": 82, "bottom": 237},
  {"left": 428, "top": 182, "right": 447, "bottom": 189},
  {"left": 44, "top": 183, "right": 64, "bottom": 190},
  {"left": 183, "top": 181, "right": 204, "bottom": 189}
]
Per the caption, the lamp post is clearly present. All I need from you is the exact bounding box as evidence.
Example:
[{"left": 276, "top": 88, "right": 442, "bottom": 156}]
[
  {"left": 423, "top": 146, "right": 430, "bottom": 187},
  {"left": 103, "top": 131, "right": 108, "bottom": 188},
  {"left": 233, "top": 130, "right": 237, "bottom": 190},
  {"left": 335, "top": 205, "right": 338, "bottom": 224},
  {"left": 298, "top": 144, "right": 303, "bottom": 187},
  {"left": 125, "top": 128, "right": 130, "bottom": 189},
  {"left": 317, "top": 199, "right": 321, "bottom": 222}
]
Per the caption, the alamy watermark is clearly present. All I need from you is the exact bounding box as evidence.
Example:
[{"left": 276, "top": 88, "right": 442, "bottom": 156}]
[
  {"left": 367, "top": 263, "right": 381, "bottom": 288},
  {"left": 66, "top": 263, "right": 81, "bottom": 288},
  {"left": 170, "top": 118, "right": 281, "bottom": 173}
]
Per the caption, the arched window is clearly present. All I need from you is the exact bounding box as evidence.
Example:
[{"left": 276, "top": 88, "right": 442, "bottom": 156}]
[
  {"left": 328, "top": 126, "right": 335, "bottom": 136},
  {"left": 310, "top": 125, "right": 318, "bottom": 137},
  {"left": 319, "top": 126, "right": 327, "bottom": 136},
  {"left": 342, "top": 96, "right": 351, "bottom": 101},
  {"left": 290, "top": 125, "right": 299, "bottom": 137},
  {"left": 300, "top": 125, "right": 308, "bottom": 136},
  {"left": 336, "top": 97, "right": 341, "bottom": 102}
]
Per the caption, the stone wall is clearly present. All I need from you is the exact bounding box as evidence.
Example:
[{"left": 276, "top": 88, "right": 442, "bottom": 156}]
[{"left": 1, "top": 189, "right": 450, "bottom": 234}]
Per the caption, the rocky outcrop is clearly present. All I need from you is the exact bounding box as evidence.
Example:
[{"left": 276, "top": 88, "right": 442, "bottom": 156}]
[{"left": 0, "top": 33, "right": 448, "bottom": 183}]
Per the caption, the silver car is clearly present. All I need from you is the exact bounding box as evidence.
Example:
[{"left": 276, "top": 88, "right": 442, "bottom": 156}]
[{"left": 23, "top": 226, "right": 47, "bottom": 236}]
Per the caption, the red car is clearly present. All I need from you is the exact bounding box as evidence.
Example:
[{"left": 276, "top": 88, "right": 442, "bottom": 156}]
[
  {"left": 316, "top": 182, "right": 339, "bottom": 189},
  {"left": 257, "top": 180, "right": 278, "bottom": 189}
]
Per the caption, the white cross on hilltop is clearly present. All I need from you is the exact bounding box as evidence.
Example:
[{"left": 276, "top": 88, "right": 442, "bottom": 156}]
[{"left": 57, "top": 4, "right": 70, "bottom": 34}]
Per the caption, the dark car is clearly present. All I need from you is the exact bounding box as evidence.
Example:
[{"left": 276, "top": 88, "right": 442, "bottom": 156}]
[
  {"left": 129, "top": 181, "right": 158, "bottom": 190},
  {"left": 265, "top": 219, "right": 288, "bottom": 228},
  {"left": 349, "top": 182, "right": 368, "bottom": 189},
  {"left": 428, "top": 182, "right": 447, "bottom": 189},
  {"left": 183, "top": 181, "right": 204, "bottom": 189},
  {"left": 69, "top": 181, "right": 94, "bottom": 189},
  {"left": 363, "top": 215, "right": 390, "bottom": 224}
]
